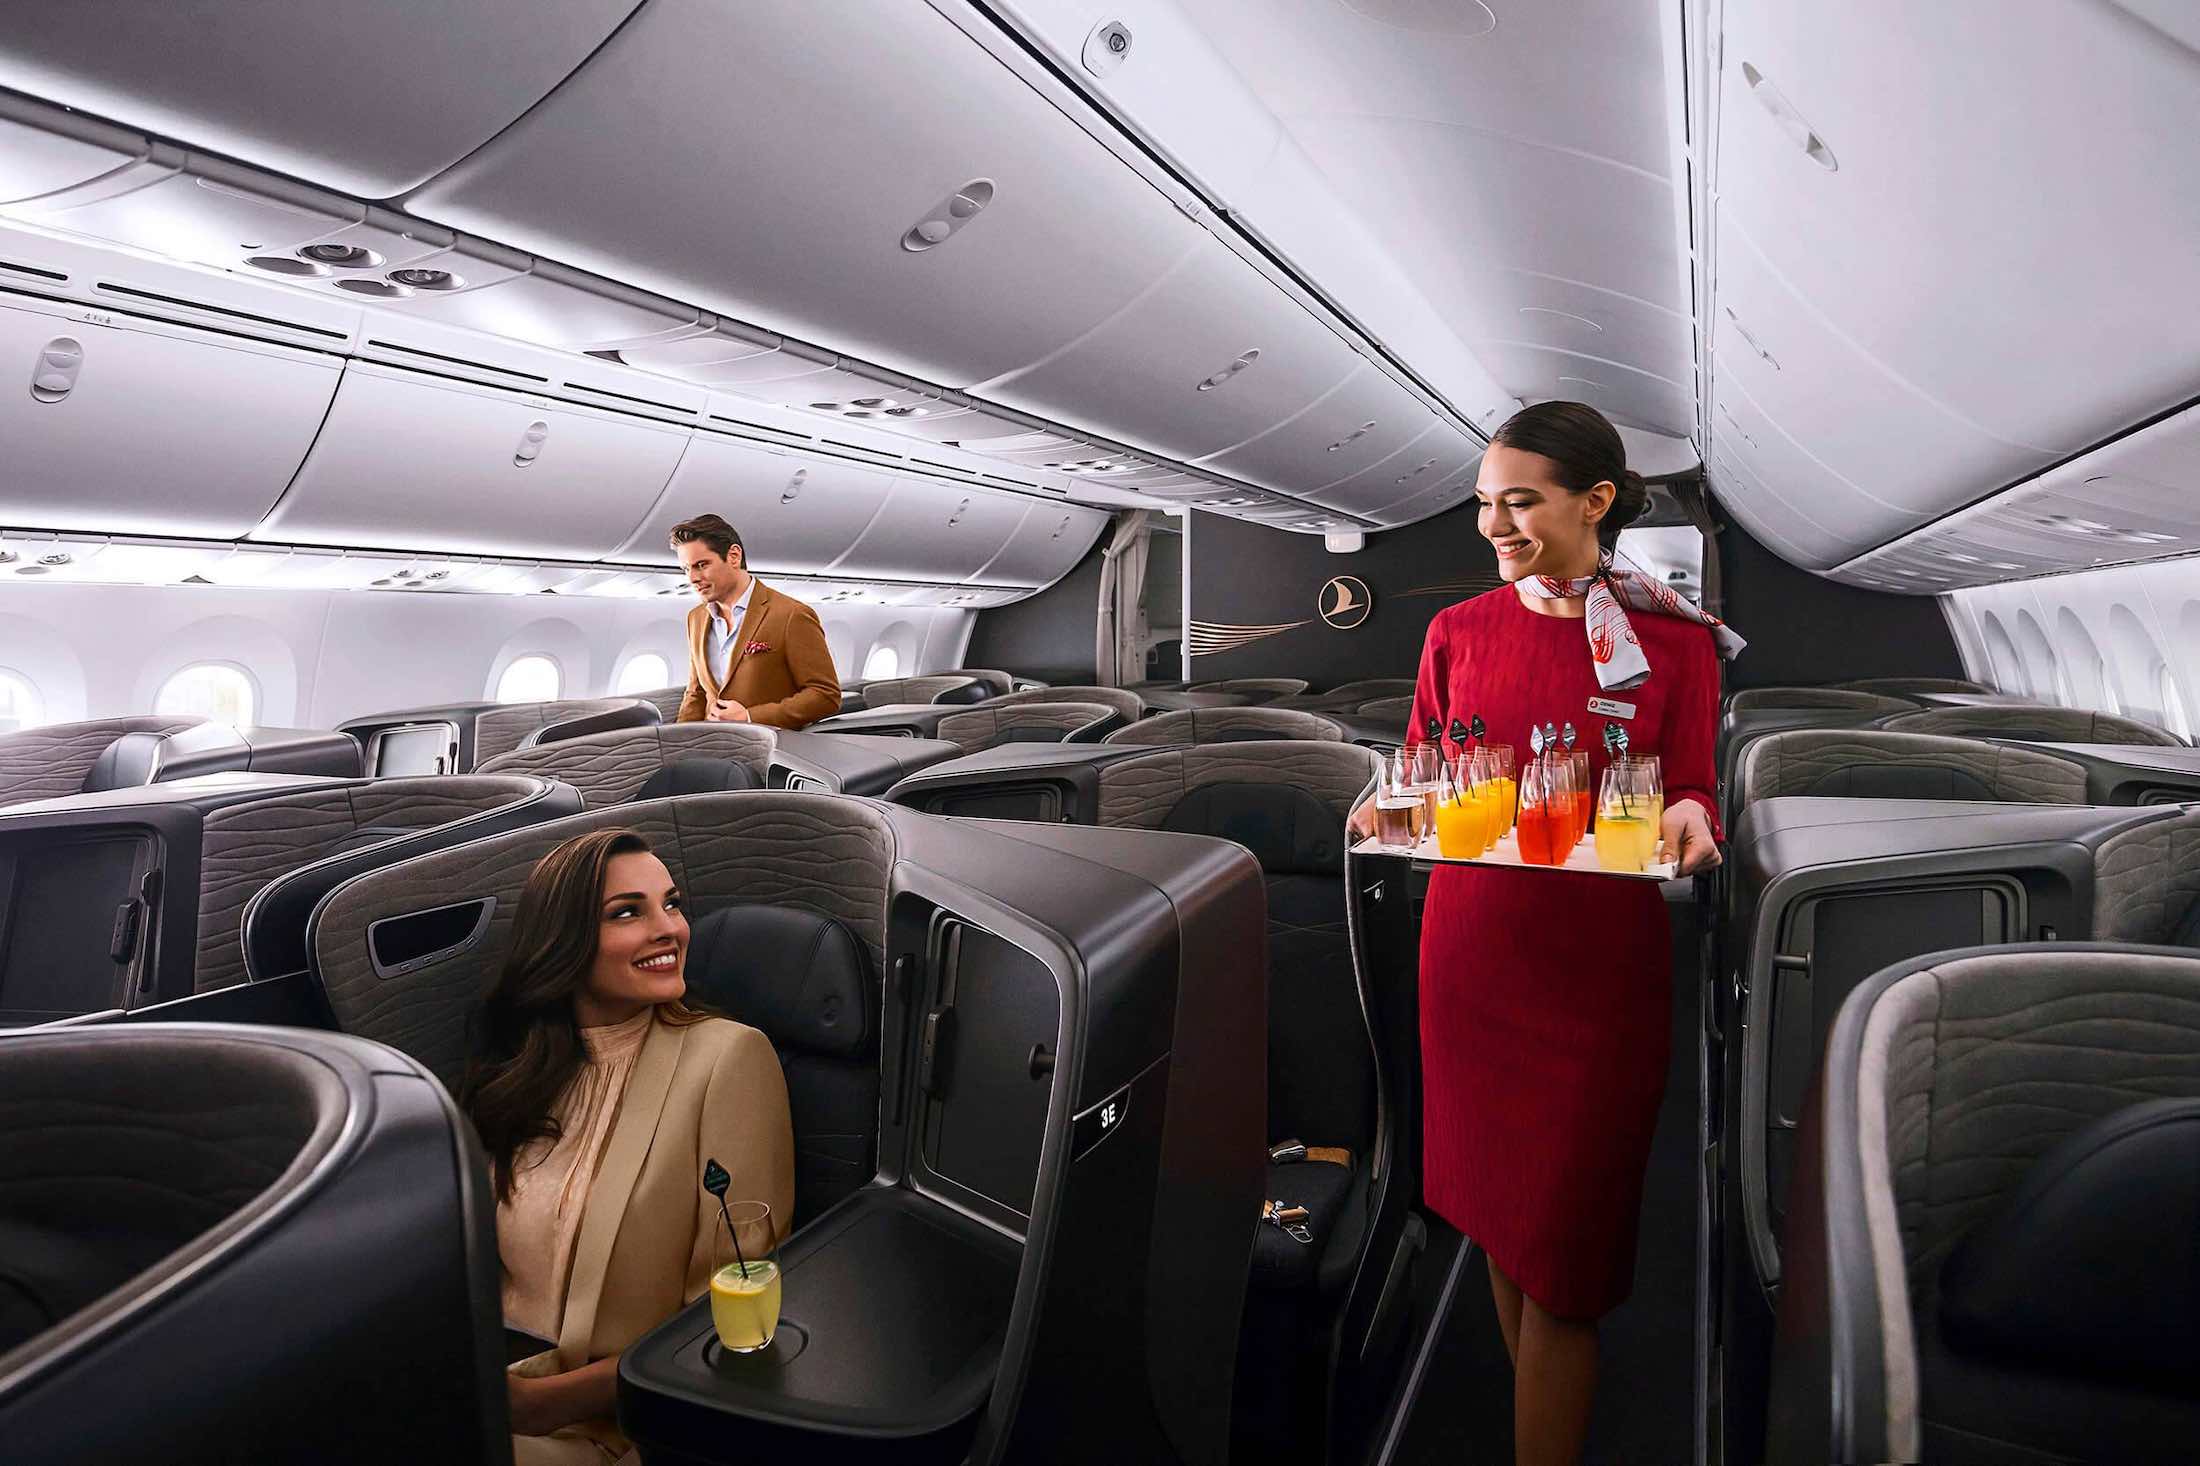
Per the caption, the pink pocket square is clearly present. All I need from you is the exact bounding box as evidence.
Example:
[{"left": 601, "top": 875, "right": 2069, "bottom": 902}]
[{"left": 744, "top": 640, "right": 772, "bottom": 655}]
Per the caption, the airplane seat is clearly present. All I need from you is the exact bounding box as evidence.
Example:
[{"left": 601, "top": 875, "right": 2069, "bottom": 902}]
[
  {"left": 1880, "top": 704, "right": 2188, "bottom": 748},
  {"left": 0, "top": 1025, "right": 509, "bottom": 1465},
  {"left": 472, "top": 697, "right": 656, "bottom": 766},
  {"left": 633, "top": 757, "right": 761, "bottom": 799},
  {"left": 1354, "top": 694, "right": 1415, "bottom": 726},
  {"left": 1102, "top": 705, "right": 1348, "bottom": 748},
  {"left": 982, "top": 684, "right": 1145, "bottom": 733},
  {"left": 1271, "top": 677, "right": 1417, "bottom": 712},
  {"left": 1737, "top": 730, "right": 2089, "bottom": 811},
  {"left": 634, "top": 685, "right": 688, "bottom": 723},
  {"left": 238, "top": 775, "right": 582, "bottom": 991},
  {"left": 957, "top": 669, "right": 1017, "bottom": 697},
  {"left": 1767, "top": 945, "right": 2200, "bottom": 1466},
  {"left": 513, "top": 697, "right": 661, "bottom": 750},
  {"left": 476, "top": 722, "right": 776, "bottom": 808},
  {"left": 1836, "top": 676, "right": 1993, "bottom": 696},
  {"left": 935, "top": 700, "right": 1116, "bottom": 754},
  {"left": 1727, "top": 687, "right": 1920, "bottom": 716},
  {"left": 1188, "top": 677, "right": 1311, "bottom": 704},
  {"left": 1091, "top": 741, "right": 1381, "bottom": 1455},
  {"left": 859, "top": 675, "right": 989, "bottom": 707},
  {"left": 2089, "top": 806, "right": 2200, "bottom": 950},
  {"left": 683, "top": 903, "right": 879, "bottom": 1222},
  {"left": 0, "top": 715, "right": 202, "bottom": 809}
]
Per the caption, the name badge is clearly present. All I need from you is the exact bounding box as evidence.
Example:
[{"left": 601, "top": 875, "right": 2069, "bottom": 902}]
[{"left": 1587, "top": 696, "right": 1637, "bottom": 720}]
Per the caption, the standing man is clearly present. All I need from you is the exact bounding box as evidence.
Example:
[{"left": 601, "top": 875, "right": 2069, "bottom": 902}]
[{"left": 672, "top": 514, "right": 841, "bottom": 728}]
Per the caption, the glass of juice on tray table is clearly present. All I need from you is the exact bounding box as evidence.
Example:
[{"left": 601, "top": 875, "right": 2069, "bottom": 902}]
[
  {"left": 1594, "top": 765, "right": 1656, "bottom": 872},
  {"left": 1433, "top": 763, "right": 1481, "bottom": 858},
  {"left": 710, "top": 1201, "right": 781, "bottom": 1354},
  {"left": 1514, "top": 757, "right": 1572, "bottom": 867}
]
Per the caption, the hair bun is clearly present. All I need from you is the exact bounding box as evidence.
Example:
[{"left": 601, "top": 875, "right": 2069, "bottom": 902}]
[{"left": 1604, "top": 468, "right": 1651, "bottom": 540}]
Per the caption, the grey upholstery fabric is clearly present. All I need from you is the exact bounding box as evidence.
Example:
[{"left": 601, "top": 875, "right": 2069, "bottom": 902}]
[
  {"left": 477, "top": 723, "right": 776, "bottom": 807},
  {"left": 1102, "top": 707, "right": 1348, "bottom": 748},
  {"left": 634, "top": 686, "right": 687, "bottom": 723},
  {"left": 934, "top": 702, "right": 1115, "bottom": 753},
  {"left": 1315, "top": 679, "right": 1415, "bottom": 705},
  {"left": 1727, "top": 687, "right": 1918, "bottom": 715},
  {"left": 472, "top": 699, "right": 651, "bottom": 766},
  {"left": 1839, "top": 677, "right": 1991, "bottom": 696},
  {"left": 0, "top": 716, "right": 202, "bottom": 809},
  {"left": 1882, "top": 704, "right": 2186, "bottom": 748},
  {"left": 1354, "top": 695, "right": 1415, "bottom": 725},
  {"left": 1096, "top": 743, "right": 1380, "bottom": 830},
  {"left": 1739, "top": 730, "right": 2088, "bottom": 807},
  {"left": 1190, "top": 678, "right": 1310, "bottom": 699},
  {"left": 308, "top": 793, "right": 896, "bottom": 1089},
  {"left": 194, "top": 776, "right": 549, "bottom": 993},
  {"left": 859, "top": 676, "right": 982, "bottom": 706},
  {"left": 2091, "top": 808, "right": 2200, "bottom": 944},
  {"left": 984, "top": 686, "right": 1145, "bottom": 726}
]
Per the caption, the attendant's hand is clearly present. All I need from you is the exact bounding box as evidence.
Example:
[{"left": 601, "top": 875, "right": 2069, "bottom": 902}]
[
  {"left": 1348, "top": 800, "right": 1377, "bottom": 840},
  {"left": 1661, "top": 801, "right": 1722, "bottom": 876},
  {"left": 708, "top": 698, "right": 752, "bottom": 723},
  {"left": 507, "top": 1372, "right": 564, "bottom": 1437}
]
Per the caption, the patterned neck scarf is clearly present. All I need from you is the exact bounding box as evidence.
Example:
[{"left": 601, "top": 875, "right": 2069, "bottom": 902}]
[{"left": 1517, "top": 557, "right": 1747, "bottom": 691}]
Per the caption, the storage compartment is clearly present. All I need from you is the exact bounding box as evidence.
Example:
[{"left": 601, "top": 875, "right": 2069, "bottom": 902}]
[
  {"left": 365, "top": 723, "right": 459, "bottom": 778},
  {"left": 256, "top": 361, "right": 689, "bottom": 558},
  {"left": 831, "top": 480, "right": 1030, "bottom": 583},
  {"left": 612, "top": 434, "right": 895, "bottom": 573},
  {"left": 966, "top": 503, "right": 1108, "bottom": 590},
  {"left": 917, "top": 920, "right": 1061, "bottom": 1217},
  {"left": 0, "top": 293, "right": 342, "bottom": 537},
  {"left": 408, "top": 0, "right": 1200, "bottom": 391},
  {"left": 0, "top": 830, "right": 155, "bottom": 1024}
]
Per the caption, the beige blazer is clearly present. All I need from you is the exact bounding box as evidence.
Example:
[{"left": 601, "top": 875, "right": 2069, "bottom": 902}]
[
  {"left": 512, "top": 1015, "right": 794, "bottom": 1461},
  {"left": 677, "top": 579, "right": 842, "bottom": 729}
]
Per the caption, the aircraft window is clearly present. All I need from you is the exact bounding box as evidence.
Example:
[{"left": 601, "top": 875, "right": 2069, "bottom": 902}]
[
  {"left": 2013, "top": 610, "right": 2060, "bottom": 705},
  {"left": 613, "top": 653, "right": 672, "bottom": 695},
  {"left": 2161, "top": 668, "right": 2193, "bottom": 743},
  {"left": 2054, "top": 608, "right": 2111, "bottom": 712},
  {"left": 155, "top": 662, "right": 257, "bottom": 729},
  {"left": 494, "top": 655, "right": 562, "bottom": 704},
  {"left": 824, "top": 623, "right": 857, "bottom": 679},
  {"left": 1979, "top": 611, "right": 2026, "bottom": 696},
  {"left": 0, "top": 669, "right": 42, "bottom": 733},
  {"left": 862, "top": 644, "right": 901, "bottom": 680}
]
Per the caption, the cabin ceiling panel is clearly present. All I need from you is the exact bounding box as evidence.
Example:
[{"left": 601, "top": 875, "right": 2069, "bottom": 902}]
[
  {"left": 1714, "top": 0, "right": 2200, "bottom": 461},
  {"left": 253, "top": 361, "right": 690, "bottom": 560},
  {"left": 0, "top": 104, "right": 144, "bottom": 202},
  {"left": 0, "top": 2, "right": 644, "bottom": 199},
  {"left": 607, "top": 436, "right": 896, "bottom": 576},
  {"left": 973, "top": 503, "right": 1111, "bottom": 588},
  {"left": 1472, "top": 341, "right": 1691, "bottom": 439},
  {"left": 406, "top": 0, "right": 1206, "bottom": 393},
  {"left": 1192, "top": 362, "right": 1430, "bottom": 497}
]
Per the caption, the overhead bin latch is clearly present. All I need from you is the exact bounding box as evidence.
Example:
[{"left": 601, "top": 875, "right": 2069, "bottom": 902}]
[
  {"left": 512, "top": 419, "right": 549, "bottom": 468},
  {"left": 30, "top": 336, "right": 83, "bottom": 404}
]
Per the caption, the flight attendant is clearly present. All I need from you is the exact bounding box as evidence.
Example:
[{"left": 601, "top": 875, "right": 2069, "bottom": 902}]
[
  {"left": 671, "top": 514, "right": 842, "bottom": 728},
  {"left": 461, "top": 829, "right": 795, "bottom": 1463},
  {"left": 1407, "top": 402, "right": 1741, "bottom": 1465}
]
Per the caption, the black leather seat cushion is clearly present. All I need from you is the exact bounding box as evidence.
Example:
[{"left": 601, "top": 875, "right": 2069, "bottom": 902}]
[
  {"left": 935, "top": 681, "right": 992, "bottom": 705},
  {"left": 634, "top": 758, "right": 760, "bottom": 801},
  {"left": 1161, "top": 783, "right": 1344, "bottom": 878},
  {"left": 684, "top": 905, "right": 878, "bottom": 1221},
  {"left": 1802, "top": 764, "right": 1997, "bottom": 800},
  {"left": 1940, "top": 1097, "right": 2200, "bottom": 1390}
]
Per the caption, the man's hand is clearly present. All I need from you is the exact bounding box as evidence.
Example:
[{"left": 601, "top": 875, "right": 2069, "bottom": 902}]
[
  {"left": 1661, "top": 801, "right": 1723, "bottom": 876},
  {"left": 707, "top": 698, "right": 752, "bottom": 723}
]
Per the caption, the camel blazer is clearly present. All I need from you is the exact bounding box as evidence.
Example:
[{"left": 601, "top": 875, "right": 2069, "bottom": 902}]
[
  {"left": 677, "top": 579, "right": 842, "bottom": 729},
  {"left": 543, "top": 1015, "right": 795, "bottom": 1369}
]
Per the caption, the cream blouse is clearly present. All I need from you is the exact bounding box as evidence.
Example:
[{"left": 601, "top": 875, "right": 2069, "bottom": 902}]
[{"left": 499, "top": 1008, "right": 655, "bottom": 1341}]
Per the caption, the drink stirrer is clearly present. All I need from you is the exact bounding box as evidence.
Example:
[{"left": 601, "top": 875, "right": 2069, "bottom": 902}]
[{"left": 702, "top": 1157, "right": 748, "bottom": 1278}]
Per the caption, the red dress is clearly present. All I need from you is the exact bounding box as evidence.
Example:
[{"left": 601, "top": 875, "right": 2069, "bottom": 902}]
[{"left": 1409, "top": 585, "right": 1721, "bottom": 1319}]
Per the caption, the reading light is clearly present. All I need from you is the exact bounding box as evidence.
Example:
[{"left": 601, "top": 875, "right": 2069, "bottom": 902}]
[
  {"left": 299, "top": 243, "right": 383, "bottom": 268},
  {"left": 389, "top": 267, "right": 462, "bottom": 291}
]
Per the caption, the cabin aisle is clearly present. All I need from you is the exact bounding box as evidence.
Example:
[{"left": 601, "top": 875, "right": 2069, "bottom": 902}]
[{"left": 1393, "top": 893, "right": 1701, "bottom": 1465}]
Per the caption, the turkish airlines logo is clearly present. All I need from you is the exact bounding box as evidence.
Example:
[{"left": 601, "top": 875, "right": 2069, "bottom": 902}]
[{"left": 1319, "top": 575, "right": 1373, "bottom": 630}]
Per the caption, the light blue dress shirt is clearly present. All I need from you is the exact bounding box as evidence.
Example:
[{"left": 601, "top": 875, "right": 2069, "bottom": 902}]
[{"left": 703, "top": 580, "right": 756, "bottom": 688}]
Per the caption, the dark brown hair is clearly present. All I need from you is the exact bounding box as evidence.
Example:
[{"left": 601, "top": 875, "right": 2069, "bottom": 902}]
[
  {"left": 670, "top": 513, "right": 744, "bottom": 564},
  {"left": 1489, "top": 400, "right": 1651, "bottom": 551},
  {"left": 458, "top": 828, "right": 708, "bottom": 1201}
]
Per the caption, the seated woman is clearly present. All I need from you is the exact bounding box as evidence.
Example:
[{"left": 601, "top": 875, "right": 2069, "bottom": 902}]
[{"left": 460, "top": 828, "right": 794, "bottom": 1464}]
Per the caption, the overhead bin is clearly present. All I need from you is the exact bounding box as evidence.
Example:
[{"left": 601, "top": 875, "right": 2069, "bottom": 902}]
[
  {"left": 255, "top": 360, "right": 690, "bottom": 559},
  {"left": 1196, "top": 363, "right": 1437, "bottom": 505},
  {"left": 969, "top": 502, "right": 1110, "bottom": 588},
  {"left": 829, "top": 477, "right": 1034, "bottom": 583},
  {"left": 408, "top": 0, "right": 1205, "bottom": 391},
  {"left": 0, "top": 0, "right": 646, "bottom": 197},
  {"left": 0, "top": 285, "right": 342, "bottom": 539},
  {"left": 612, "top": 432, "right": 896, "bottom": 574}
]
